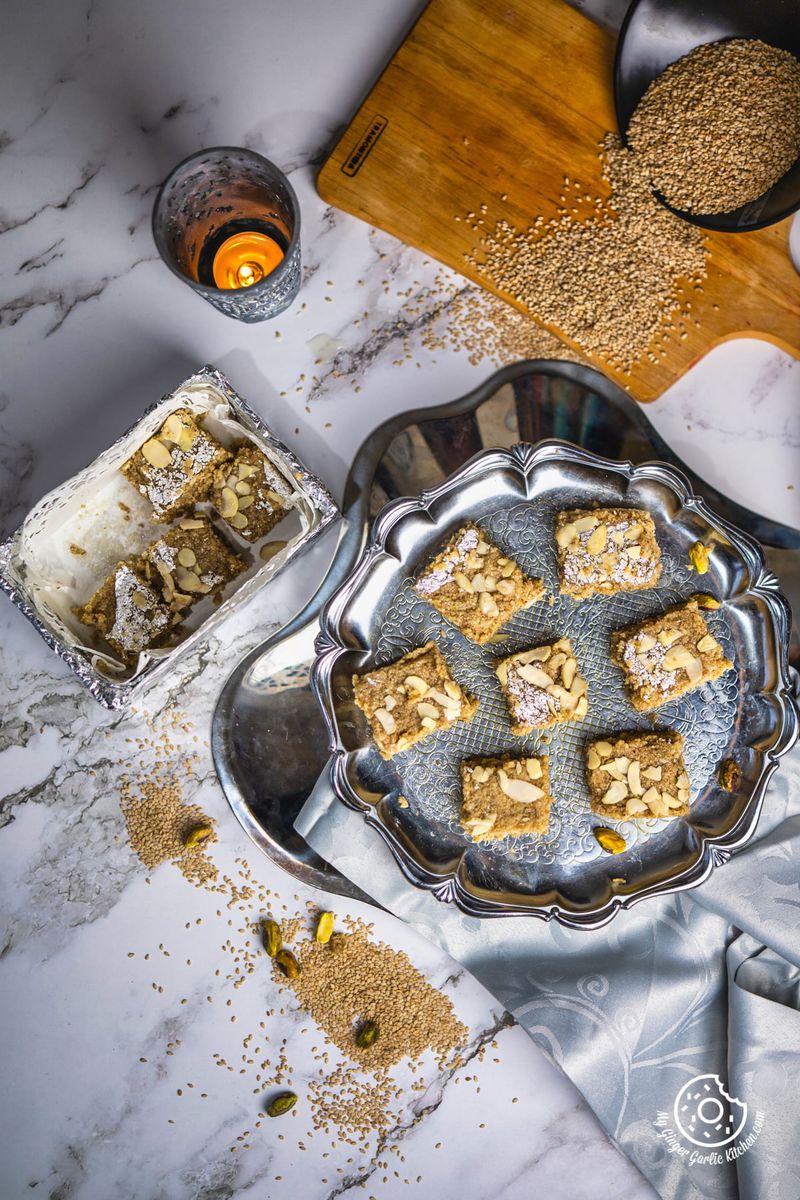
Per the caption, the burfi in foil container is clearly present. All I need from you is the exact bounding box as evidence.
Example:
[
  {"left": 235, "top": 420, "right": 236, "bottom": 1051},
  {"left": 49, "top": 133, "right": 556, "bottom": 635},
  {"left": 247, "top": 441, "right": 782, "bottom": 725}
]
[{"left": 0, "top": 366, "right": 338, "bottom": 708}]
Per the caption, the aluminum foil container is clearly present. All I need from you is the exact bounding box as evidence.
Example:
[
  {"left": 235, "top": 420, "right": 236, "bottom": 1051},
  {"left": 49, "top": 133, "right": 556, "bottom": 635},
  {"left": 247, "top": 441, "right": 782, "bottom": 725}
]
[
  {"left": 312, "top": 441, "right": 797, "bottom": 926},
  {"left": 0, "top": 366, "right": 338, "bottom": 708}
]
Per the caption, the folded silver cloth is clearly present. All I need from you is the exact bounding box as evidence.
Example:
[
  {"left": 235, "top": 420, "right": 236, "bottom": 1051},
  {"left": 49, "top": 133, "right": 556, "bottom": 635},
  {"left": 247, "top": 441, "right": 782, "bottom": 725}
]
[{"left": 297, "top": 733, "right": 800, "bottom": 1200}]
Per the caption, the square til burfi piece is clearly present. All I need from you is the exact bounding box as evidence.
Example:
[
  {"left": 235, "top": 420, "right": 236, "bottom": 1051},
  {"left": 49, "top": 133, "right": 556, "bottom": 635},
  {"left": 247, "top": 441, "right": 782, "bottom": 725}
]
[
  {"left": 121, "top": 408, "right": 231, "bottom": 522},
  {"left": 74, "top": 560, "right": 173, "bottom": 665},
  {"left": 212, "top": 444, "right": 293, "bottom": 543},
  {"left": 555, "top": 507, "right": 661, "bottom": 598},
  {"left": 352, "top": 641, "right": 478, "bottom": 760},
  {"left": 495, "top": 636, "right": 588, "bottom": 734},
  {"left": 586, "top": 730, "right": 689, "bottom": 821},
  {"left": 139, "top": 516, "right": 246, "bottom": 615},
  {"left": 460, "top": 755, "right": 553, "bottom": 841},
  {"left": 610, "top": 599, "right": 733, "bottom": 712},
  {"left": 413, "top": 523, "right": 545, "bottom": 644}
]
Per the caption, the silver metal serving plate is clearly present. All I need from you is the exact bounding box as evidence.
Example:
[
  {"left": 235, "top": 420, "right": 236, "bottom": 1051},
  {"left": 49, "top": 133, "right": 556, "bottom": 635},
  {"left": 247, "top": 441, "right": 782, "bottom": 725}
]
[
  {"left": 212, "top": 361, "right": 800, "bottom": 917},
  {"left": 311, "top": 441, "right": 797, "bottom": 926}
]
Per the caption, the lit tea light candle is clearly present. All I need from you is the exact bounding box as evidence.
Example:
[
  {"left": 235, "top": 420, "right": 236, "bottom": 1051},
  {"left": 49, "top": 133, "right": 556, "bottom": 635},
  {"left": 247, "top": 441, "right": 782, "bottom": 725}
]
[{"left": 212, "top": 230, "right": 285, "bottom": 290}]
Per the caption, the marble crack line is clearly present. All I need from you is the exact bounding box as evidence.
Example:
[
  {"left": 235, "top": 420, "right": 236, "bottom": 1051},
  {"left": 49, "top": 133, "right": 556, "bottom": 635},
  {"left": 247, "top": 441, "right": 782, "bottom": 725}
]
[
  {"left": 0, "top": 752, "right": 116, "bottom": 830},
  {"left": 0, "top": 162, "right": 101, "bottom": 236},
  {"left": 16, "top": 238, "right": 65, "bottom": 273},
  {"left": 0, "top": 254, "right": 159, "bottom": 335},
  {"left": 306, "top": 284, "right": 472, "bottom": 403},
  {"left": 323, "top": 1008, "right": 515, "bottom": 1199}
]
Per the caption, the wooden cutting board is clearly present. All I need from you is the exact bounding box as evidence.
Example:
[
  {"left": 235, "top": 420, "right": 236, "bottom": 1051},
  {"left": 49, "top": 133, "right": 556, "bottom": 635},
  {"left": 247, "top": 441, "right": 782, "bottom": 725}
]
[{"left": 317, "top": 0, "right": 800, "bottom": 401}]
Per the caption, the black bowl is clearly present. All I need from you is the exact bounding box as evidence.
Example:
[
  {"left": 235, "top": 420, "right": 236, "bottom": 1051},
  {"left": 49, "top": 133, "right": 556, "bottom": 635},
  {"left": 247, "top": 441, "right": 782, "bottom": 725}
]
[{"left": 614, "top": 0, "right": 800, "bottom": 232}]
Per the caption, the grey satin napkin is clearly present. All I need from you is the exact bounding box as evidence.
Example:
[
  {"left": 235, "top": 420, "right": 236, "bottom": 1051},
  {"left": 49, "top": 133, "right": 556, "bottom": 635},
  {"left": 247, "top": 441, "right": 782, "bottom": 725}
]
[{"left": 296, "top": 738, "right": 800, "bottom": 1200}]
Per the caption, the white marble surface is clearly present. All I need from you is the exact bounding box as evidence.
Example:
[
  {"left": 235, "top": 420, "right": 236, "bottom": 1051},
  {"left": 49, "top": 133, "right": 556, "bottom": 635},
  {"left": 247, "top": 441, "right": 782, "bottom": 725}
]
[{"left": 1, "top": 1, "right": 798, "bottom": 1197}]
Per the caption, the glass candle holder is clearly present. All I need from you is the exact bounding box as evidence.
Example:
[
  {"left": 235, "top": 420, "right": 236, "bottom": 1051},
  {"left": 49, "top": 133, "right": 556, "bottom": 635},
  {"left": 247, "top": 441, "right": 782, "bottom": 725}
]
[{"left": 152, "top": 147, "right": 301, "bottom": 322}]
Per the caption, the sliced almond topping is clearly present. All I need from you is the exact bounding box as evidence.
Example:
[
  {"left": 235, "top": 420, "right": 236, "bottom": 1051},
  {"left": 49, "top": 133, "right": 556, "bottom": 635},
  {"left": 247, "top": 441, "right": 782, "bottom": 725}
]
[
  {"left": 416, "top": 701, "right": 440, "bottom": 719},
  {"left": 627, "top": 761, "right": 643, "bottom": 795},
  {"left": 383, "top": 695, "right": 396, "bottom": 711},
  {"left": 696, "top": 634, "right": 717, "bottom": 653},
  {"left": 586, "top": 749, "right": 601, "bottom": 770},
  {"left": 177, "top": 547, "right": 197, "bottom": 568},
  {"left": 373, "top": 707, "right": 396, "bottom": 734},
  {"left": 685, "top": 658, "right": 703, "bottom": 684},
  {"left": 637, "top": 633, "right": 657, "bottom": 651},
  {"left": 677, "top": 772, "right": 690, "bottom": 789},
  {"left": 443, "top": 681, "right": 461, "bottom": 700},
  {"left": 549, "top": 652, "right": 567, "bottom": 670},
  {"left": 237, "top": 463, "right": 257, "bottom": 479},
  {"left": 658, "top": 629, "right": 682, "bottom": 647},
  {"left": 219, "top": 487, "right": 239, "bottom": 519},
  {"left": 495, "top": 661, "right": 509, "bottom": 686},
  {"left": 613, "top": 756, "right": 631, "bottom": 772},
  {"left": 677, "top": 788, "right": 690, "bottom": 803},
  {"left": 497, "top": 770, "right": 544, "bottom": 804},
  {"left": 517, "top": 645, "right": 551, "bottom": 664},
  {"left": 471, "top": 573, "right": 488, "bottom": 593},
  {"left": 641, "top": 786, "right": 661, "bottom": 806},
  {"left": 574, "top": 695, "right": 588, "bottom": 718},
  {"left": 663, "top": 792, "right": 683, "bottom": 809},
  {"left": 237, "top": 493, "right": 255, "bottom": 509},
  {"left": 229, "top": 512, "right": 249, "bottom": 530},
  {"left": 141, "top": 438, "right": 172, "bottom": 469},
  {"left": 549, "top": 684, "right": 577, "bottom": 711},
  {"left": 595, "top": 741, "right": 614, "bottom": 758},
  {"left": 479, "top": 592, "right": 499, "bottom": 618},
  {"left": 610, "top": 529, "right": 625, "bottom": 546},
  {"left": 642, "top": 766, "right": 662, "bottom": 782},
  {"left": 556, "top": 522, "right": 578, "bottom": 547},
  {"left": 465, "top": 816, "right": 497, "bottom": 837},
  {"left": 179, "top": 517, "right": 205, "bottom": 530},
  {"left": 586, "top": 524, "right": 607, "bottom": 555},
  {"left": 662, "top": 645, "right": 697, "bottom": 671},
  {"left": 574, "top": 515, "right": 598, "bottom": 533},
  {"left": 160, "top": 412, "right": 187, "bottom": 443},
  {"left": 419, "top": 716, "right": 438, "bottom": 730},
  {"left": 516, "top": 663, "right": 553, "bottom": 689},
  {"left": 454, "top": 571, "right": 474, "bottom": 594},
  {"left": 526, "top": 758, "right": 543, "bottom": 780},
  {"left": 600, "top": 763, "right": 625, "bottom": 782},
  {"left": 570, "top": 674, "right": 588, "bottom": 698},
  {"left": 626, "top": 545, "right": 642, "bottom": 560},
  {"left": 404, "top": 675, "right": 429, "bottom": 696},
  {"left": 175, "top": 568, "right": 206, "bottom": 593},
  {"left": 601, "top": 781, "right": 629, "bottom": 806},
  {"left": 495, "top": 579, "right": 515, "bottom": 595},
  {"left": 626, "top": 797, "right": 649, "bottom": 816},
  {"left": 476, "top": 540, "right": 491, "bottom": 556},
  {"left": 471, "top": 765, "right": 492, "bottom": 783},
  {"left": 562, "top": 657, "right": 577, "bottom": 689},
  {"left": 235, "top": 481, "right": 252, "bottom": 496},
  {"left": 626, "top": 524, "right": 643, "bottom": 543},
  {"left": 500, "top": 561, "right": 516, "bottom": 578},
  {"left": 131, "top": 590, "right": 149, "bottom": 610}
]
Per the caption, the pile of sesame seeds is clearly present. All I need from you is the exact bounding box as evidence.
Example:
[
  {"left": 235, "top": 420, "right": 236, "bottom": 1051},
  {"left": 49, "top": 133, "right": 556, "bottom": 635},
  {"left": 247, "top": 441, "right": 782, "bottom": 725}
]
[
  {"left": 464, "top": 133, "right": 708, "bottom": 373},
  {"left": 281, "top": 916, "right": 468, "bottom": 1073},
  {"left": 627, "top": 38, "right": 800, "bottom": 215},
  {"left": 120, "top": 716, "right": 218, "bottom": 887}
]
